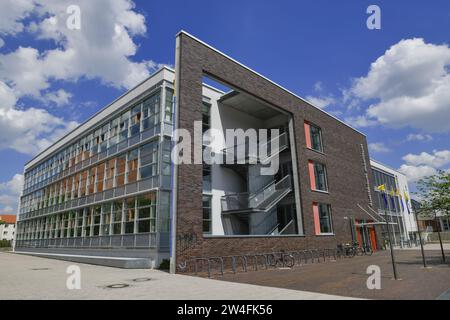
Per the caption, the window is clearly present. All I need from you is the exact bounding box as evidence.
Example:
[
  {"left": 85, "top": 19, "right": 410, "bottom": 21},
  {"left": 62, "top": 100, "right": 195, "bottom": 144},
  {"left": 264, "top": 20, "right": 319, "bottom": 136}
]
[
  {"left": 310, "top": 124, "right": 323, "bottom": 152},
  {"left": 309, "top": 161, "right": 328, "bottom": 191},
  {"left": 76, "top": 209, "right": 83, "bottom": 237},
  {"left": 139, "top": 142, "right": 158, "bottom": 179},
  {"left": 112, "top": 201, "right": 123, "bottom": 235},
  {"left": 92, "top": 206, "right": 101, "bottom": 236},
  {"left": 304, "top": 121, "right": 323, "bottom": 152},
  {"left": 84, "top": 210, "right": 92, "bottom": 237},
  {"left": 105, "top": 158, "right": 115, "bottom": 189},
  {"left": 101, "top": 203, "right": 111, "bottom": 236},
  {"left": 127, "top": 149, "right": 138, "bottom": 183},
  {"left": 142, "top": 92, "right": 160, "bottom": 130},
  {"left": 313, "top": 203, "right": 333, "bottom": 234},
  {"left": 109, "top": 118, "right": 119, "bottom": 147},
  {"left": 161, "top": 138, "right": 172, "bottom": 176},
  {"left": 124, "top": 198, "right": 135, "bottom": 234},
  {"left": 118, "top": 111, "right": 130, "bottom": 142},
  {"left": 96, "top": 163, "right": 105, "bottom": 192},
  {"left": 202, "top": 102, "right": 211, "bottom": 143},
  {"left": 137, "top": 193, "right": 156, "bottom": 233},
  {"left": 115, "top": 155, "right": 126, "bottom": 187},
  {"left": 203, "top": 195, "right": 212, "bottom": 234},
  {"left": 203, "top": 163, "right": 211, "bottom": 192},
  {"left": 164, "top": 88, "right": 174, "bottom": 124},
  {"left": 130, "top": 104, "right": 142, "bottom": 137}
]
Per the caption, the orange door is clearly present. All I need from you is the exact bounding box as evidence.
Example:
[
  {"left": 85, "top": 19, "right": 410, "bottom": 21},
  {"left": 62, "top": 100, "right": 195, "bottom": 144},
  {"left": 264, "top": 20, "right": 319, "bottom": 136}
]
[{"left": 369, "top": 227, "right": 377, "bottom": 251}]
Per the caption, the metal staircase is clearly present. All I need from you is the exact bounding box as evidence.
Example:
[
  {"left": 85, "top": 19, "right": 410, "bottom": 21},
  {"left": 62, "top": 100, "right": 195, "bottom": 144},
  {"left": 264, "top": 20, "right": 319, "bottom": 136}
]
[
  {"left": 221, "top": 132, "right": 289, "bottom": 165},
  {"left": 221, "top": 174, "right": 292, "bottom": 214}
]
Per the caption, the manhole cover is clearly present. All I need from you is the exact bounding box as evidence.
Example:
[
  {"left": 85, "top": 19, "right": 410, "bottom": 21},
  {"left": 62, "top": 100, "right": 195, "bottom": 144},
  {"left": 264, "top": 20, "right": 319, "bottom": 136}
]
[
  {"left": 132, "top": 278, "right": 152, "bottom": 282},
  {"left": 106, "top": 283, "right": 129, "bottom": 289},
  {"left": 31, "top": 268, "right": 51, "bottom": 270}
]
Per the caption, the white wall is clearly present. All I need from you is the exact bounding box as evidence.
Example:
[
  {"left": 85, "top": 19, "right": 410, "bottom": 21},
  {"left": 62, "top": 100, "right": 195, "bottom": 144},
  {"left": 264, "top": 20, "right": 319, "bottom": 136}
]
[
  {"left": 0, "top": 224, "right": 15, "bottom": 241},
  {"left": 203, "top": 86, "right": 277, "bottom": 235}
]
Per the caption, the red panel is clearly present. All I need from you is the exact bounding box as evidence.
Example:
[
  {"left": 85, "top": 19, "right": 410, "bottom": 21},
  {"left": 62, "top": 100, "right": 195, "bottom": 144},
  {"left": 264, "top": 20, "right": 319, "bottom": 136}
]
[
  {"left": 308, "top": 160, "right": 316, "bottom": 190},
  {"left": 312, "top": 202, "right": 321, "bottom": 235}
]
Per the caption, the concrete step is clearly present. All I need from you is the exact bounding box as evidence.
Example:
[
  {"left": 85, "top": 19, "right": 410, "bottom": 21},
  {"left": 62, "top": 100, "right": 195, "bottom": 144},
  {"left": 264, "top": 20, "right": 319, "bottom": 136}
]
[{"left": 13, "top": 251, "right": 152, "bottom": 269}]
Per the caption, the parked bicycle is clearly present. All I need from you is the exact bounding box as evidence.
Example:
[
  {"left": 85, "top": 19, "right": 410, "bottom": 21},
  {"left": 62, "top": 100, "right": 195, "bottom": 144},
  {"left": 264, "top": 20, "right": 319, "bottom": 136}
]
[
  {"left": 354, "top": 244, "right": 373, "bottom": 256},
  {"left": 337, "top": 243, "right": 356, "bottom": 258},
  {"left": 267, "top": 250, "right": 295, "bottom": 268}
]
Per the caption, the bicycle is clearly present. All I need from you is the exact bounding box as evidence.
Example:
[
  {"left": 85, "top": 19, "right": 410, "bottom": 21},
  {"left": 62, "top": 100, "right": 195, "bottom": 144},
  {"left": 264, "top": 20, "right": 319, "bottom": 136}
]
[
  {"left": 353, "top": 243, "right": 373, "bottom": 256},
  {"left": 266, "top": 250, "right": 295, "bottom": 268},
  {"left": 337, "top": 243, "right": 356, "bottom": 258}
]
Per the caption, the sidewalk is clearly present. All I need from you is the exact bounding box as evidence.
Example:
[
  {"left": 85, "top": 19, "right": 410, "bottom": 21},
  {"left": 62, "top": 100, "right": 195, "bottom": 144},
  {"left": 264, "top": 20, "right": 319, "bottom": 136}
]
[
  {"left": 0, "top": 252, "right": 355, "bottom": 300},
  {"left": 397, "top": 243, "right": 450, "bottom": 251}
]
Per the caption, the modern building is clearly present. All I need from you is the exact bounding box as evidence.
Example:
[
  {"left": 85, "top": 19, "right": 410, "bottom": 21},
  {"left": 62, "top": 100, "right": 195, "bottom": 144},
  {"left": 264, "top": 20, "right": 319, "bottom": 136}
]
[
  {"left": 0, "top": 215, "right": 16, "bottom": 241},
  {"left": 370, "top": 159, "right": 417, "bottom": 246},
  {"left": 15, "top": 31, "right": 382, "bottom": 271}
]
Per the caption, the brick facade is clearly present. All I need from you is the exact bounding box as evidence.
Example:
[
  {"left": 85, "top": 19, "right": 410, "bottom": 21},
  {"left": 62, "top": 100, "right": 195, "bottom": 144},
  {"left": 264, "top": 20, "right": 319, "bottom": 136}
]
[{"left": 174, "top": 32, "right": 378, "bottom": 269}]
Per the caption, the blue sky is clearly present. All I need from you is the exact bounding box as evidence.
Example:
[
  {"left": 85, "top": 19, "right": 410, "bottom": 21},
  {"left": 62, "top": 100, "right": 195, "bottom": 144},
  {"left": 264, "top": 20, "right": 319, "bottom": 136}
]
[{"left": 0, "top": 0, "right": 449, "bottom": 214}]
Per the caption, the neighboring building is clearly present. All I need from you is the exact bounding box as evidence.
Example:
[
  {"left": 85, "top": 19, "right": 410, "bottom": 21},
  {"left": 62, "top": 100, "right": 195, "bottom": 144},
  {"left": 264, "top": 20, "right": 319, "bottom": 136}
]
[
  {"left": 370, "top": 159, "right": 417, "bottom": 246},
  {"left": 15, "top": 31, "right": 381, "bottom": 270},
  {"left": 0, "top": 215, "right": 16, "bottom": 241},
  {"left": 412, "top": 199, "right": 449, "bottom": 232}
]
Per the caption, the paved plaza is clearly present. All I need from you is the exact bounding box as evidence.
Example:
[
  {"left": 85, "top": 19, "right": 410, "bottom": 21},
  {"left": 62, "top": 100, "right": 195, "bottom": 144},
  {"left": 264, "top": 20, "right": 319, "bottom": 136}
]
[
  {"left": 216, "top": 246, "right": 450, "bottom": 300},
  {"left": 0, "top": 252, "right": 351, "bottom": 300},
  {"left": 1, "top": 245, "right": 449, "bottom": 300}
]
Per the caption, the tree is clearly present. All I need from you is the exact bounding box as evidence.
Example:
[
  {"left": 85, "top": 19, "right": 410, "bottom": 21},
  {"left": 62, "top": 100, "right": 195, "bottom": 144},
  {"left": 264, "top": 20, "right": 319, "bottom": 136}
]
[
  {"left": 414, "top": 170, "right": 449, "bottom": 262},
  {"left": 415, "top": 170, "right": 450, "bottom": 218}
]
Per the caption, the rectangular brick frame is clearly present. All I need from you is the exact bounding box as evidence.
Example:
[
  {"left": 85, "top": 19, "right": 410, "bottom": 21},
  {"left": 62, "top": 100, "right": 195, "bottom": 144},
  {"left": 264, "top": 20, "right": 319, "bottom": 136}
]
[{"left": 171, "top": 31, "right": 378, "bottom": 272}]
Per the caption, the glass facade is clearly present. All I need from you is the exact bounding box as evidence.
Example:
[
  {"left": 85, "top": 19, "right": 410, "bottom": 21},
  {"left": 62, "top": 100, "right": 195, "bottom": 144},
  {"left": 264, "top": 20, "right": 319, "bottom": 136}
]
[
  {"left": 371, "top": 167, "right": 406, "bottom": 245},
  {"left": 16, "top": 83, "right": 174, "bottom": 250}
]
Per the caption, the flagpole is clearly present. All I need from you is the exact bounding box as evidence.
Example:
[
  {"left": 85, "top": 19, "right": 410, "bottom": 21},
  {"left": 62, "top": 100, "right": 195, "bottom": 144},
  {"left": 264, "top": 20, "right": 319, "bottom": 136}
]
[
  {"left": 383, "top": 189, "right": 399, "bottom": 280},
  {"left": 414, "top": 208, "right": 427, "bottom": 268}
]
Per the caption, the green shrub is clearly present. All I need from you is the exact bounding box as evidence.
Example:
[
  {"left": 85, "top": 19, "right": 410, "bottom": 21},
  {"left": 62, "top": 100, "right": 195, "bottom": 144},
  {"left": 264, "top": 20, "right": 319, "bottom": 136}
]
[
  {"left": 158, "top": 259, "right": 170, "bottom": 270},
  {"left": 0, "top": 240, "right": 11, "bottom": 248}
]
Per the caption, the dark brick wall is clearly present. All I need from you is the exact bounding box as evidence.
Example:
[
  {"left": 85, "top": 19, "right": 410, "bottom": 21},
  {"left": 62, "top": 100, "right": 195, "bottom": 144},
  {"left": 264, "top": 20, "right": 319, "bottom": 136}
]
[{"left": 174, "top": 32, "right": 378, "bottom": 270}]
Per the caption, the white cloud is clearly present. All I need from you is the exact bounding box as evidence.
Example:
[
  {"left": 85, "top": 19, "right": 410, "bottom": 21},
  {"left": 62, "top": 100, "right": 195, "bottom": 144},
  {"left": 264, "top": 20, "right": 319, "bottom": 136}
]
[
  {"left": 402, "top": 150, "right": 450, "bottom": 168},
  {"left": 0, "top": 174, "right": 23, "bottom": 195},
  {"left": 406, "top": 133, "right": 433, "bottom": 142},
  {"left": 398, "top": 149, "right": 450, "bottom": 182},
  {"left": 313, "top": 81, "right": 323, "bottom": 92},
  {"left": 369, "top": 142, "right": 391, "bottom": 153},
  {"left": 0, "top": 79, "right": 78, "bottom": 155},
  {"left": 41, "top": 89, "right": 72, "bottom": 107},
  {"left": 0, "top": 0, "right": 164, "bottom": 102},
  {"left": 0, "top": 0, "right": 165, "bottom": 155},
  {"left": 349, "top": 38, "right": 450, "bottom": 132},
  {"left": 344, "top": 115, "right": 378, "bottom": 128},
  {"left": 0, "top": 0, "right": 34, "bottom": 35},
  {"left": 0, "top": 174, "right": 23, "bottom": 215},
  {"left": 398, "top": 164, "right": 437, "bottom": 183},
  {"left": 306, "top": 95, "right": 335, "bottom": 109}
]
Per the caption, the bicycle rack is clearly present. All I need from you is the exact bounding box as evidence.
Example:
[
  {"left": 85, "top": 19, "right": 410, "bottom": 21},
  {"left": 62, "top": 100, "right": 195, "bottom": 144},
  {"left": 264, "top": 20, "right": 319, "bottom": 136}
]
[{"left": 177, "top": 246, "right": 356, "bottom": 278}]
